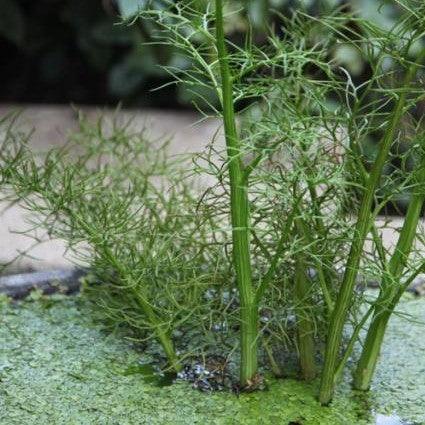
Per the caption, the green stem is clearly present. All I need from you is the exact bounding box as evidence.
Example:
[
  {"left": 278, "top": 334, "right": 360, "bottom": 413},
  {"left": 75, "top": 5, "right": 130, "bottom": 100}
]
[
  {"left": 300, "top": 143, "right": 335, "bottom": 313},
  {"left": 264, "top": 337, "right": 284, "bottom": 378},
  {"left": 255, "top": 198, "right": 302, "bottom": 304},
  {"left": 72, "top": 213, "right": 182, "bottom": 373},
  {"left": 319, "top": 54, "right": 424, "bottom": 405},
  {"left": 294, "top": 218, "right": 316, "bottom": 381},
  {"left": 334, "top": 305, "right": 374, "bottom": 382},
  {"left": 215, "top": 0, "right": 258, "bottom": 387},
  {"left": 353, "top": 150, "right": 425, "bottom": 390},
  {"left": 295, "top": 210, "right": 334, "bottom": 314},
  {"left": 135, "top": 293, "right": 182, "bottom": 373}
]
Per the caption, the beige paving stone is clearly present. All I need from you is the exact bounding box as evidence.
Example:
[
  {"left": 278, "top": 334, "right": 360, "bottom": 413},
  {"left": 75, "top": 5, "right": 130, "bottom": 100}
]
[
  {"left": 0, "top": 104, "right": 222, "bottom": 272},
  {"left": 0, "top": 105, "right": 422, "bottom": 274}
]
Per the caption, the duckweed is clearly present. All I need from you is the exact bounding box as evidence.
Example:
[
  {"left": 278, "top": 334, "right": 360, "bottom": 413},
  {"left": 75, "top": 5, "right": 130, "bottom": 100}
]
[{"left": 0, "top": 295, "right": 424, "bottom": 424}]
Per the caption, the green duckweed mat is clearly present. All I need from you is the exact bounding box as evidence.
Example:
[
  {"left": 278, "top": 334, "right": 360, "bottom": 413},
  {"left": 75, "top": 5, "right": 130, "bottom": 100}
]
[{"left": 0, "top": 294, "right": 424, "bottom": 425}]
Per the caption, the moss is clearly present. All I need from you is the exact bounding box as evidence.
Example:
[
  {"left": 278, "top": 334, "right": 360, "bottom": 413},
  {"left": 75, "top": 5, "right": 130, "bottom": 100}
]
[{"left": 0, "top": 294, "right": 423, "bottom": 424}]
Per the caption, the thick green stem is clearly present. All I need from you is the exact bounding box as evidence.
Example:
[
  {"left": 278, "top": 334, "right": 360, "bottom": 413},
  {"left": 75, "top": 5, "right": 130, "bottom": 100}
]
[
  {"left": 319, "top": 55, "right": 423, "bottom": 405},
  {"left": 294, "top": 219, "right": 316, "bottom": 381},
  {"left": 352, "top": 312, "right": 388, "bottom": 390},
  {"left": 353, "top": 151, "right": 425, "bottom": 390},
  {"left": 215, "top": 0, "right": 258, "bottom": 386}
]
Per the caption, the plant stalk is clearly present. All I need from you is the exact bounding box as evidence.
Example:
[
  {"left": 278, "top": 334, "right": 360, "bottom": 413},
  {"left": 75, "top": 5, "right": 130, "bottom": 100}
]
[
  {"left": 135, "top": 293, "right": 183, "bottom": 373},
  {"left": 294, "top": 218, "right": 316, "bottom": 381},
  {"left": 319, "top": 55, "right": 423, "bottom": 405},
  {"left": 215, "top": 0, "right": 258, "bottom": 387},
  {"left": 72, "top": 211, "right": 183, "bottom": 373},
  {"left": 353, "top": 150, "right": 425, "bottom": 390}
]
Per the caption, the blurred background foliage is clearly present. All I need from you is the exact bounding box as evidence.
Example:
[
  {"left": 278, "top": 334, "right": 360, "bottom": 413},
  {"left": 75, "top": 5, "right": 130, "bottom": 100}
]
[
  {"left": 0, "top": 0, "right": 409, "bottom": 108},
  {"left": 0, "top": 0, "right": 421, "bottom": 213}
]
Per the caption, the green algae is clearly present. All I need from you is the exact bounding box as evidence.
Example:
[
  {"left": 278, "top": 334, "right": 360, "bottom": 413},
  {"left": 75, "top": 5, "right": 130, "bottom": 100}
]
[
  {"left": 0, "top": 295, "right": 424, "bottom": 424},
  {"left": 369, "top": 296, "right": 425, "bottom": 424}
]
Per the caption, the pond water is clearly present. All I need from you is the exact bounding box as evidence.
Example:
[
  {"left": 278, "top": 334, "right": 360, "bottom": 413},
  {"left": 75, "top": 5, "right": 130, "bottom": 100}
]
[
  {"left": 375, "top": 414, "right": 406, "bottom": 425},
  {"left": 0, "top": 294, "right": 423, "bottom": 424}
]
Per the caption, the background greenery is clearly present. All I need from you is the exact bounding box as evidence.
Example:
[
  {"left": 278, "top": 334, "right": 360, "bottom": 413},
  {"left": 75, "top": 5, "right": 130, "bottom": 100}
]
[
  {"left": 0, "top": 0, "right": 420, "bottom": 213},
  {"left": 0, "top": 0, "right": 407, "bottom": 107}
]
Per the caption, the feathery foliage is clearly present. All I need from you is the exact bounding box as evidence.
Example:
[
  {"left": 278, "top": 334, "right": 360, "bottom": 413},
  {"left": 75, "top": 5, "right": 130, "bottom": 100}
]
[{"left": 1, "top": 0, "right": 424, "bottom": 405}]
